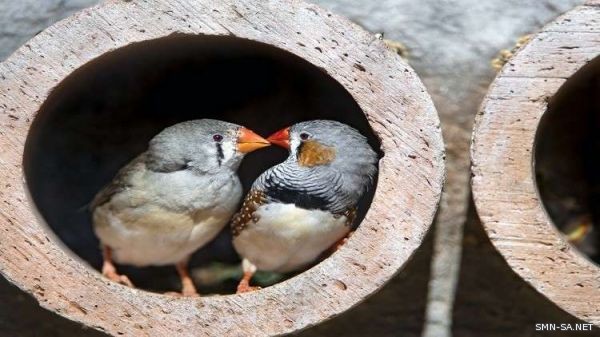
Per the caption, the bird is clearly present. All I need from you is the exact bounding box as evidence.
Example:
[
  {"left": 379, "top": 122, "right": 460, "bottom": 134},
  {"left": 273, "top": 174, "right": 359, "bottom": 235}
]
[
  {"left": 91, "top": 119, "right": 270, "bottom": 296},
  {"left": 230, "top": 120, "right": 378, "bottom": 293}
]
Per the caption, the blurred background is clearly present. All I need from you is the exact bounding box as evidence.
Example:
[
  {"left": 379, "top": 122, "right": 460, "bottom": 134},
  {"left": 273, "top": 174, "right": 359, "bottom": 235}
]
[{"left": 0, "top": 0, "right": 598, "bottom": 336}]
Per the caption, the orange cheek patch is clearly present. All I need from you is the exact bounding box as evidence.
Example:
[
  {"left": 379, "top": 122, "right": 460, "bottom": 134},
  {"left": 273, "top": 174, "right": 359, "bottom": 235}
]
[{"left": 298, "top": 140, "right": 336, "bottom": 167}]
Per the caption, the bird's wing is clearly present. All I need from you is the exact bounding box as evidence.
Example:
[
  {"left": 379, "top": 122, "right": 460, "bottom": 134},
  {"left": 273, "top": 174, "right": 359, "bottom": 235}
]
[
  {"left": 90, "top": 153, "right": 148, "bottom": 211},
  {"left": 231, "top": 189, "right": 268, "bottom": 236},
  {"left": 259, "top": 167, "right": 354, "bottom": 214}
]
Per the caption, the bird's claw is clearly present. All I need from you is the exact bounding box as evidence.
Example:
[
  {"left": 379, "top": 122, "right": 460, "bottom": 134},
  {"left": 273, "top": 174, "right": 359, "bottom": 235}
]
[
  {"left": 335, "top": 237, "right": 349, "bottom": 250},
  {"left": 167, "top": 290, "right": 200, "bottom": 297},
  {"left": 103, "top": 270, "right": 134, "bottom": 288},
  {"left": 181, "top": 287, "right": 200, "bottom": 297},
  {"left": 118, "top": 275, "right": 134, "bottom": 287},
  {"left": 236, "top": 284, "right": 261, "bottom": 294}
]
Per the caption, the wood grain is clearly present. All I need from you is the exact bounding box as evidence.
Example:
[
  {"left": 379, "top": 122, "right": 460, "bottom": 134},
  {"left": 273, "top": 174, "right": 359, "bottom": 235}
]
[
  {"left": 472, "top": 0, "right": 600, "bottom": 327},
  {"left": 0, "top": 0, "right": 444, "bottom": 336}
]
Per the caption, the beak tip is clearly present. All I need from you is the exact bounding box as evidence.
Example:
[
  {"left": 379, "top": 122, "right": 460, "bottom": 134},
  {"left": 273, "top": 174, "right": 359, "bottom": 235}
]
[
  {"left": 237, "top": 127, "right": 270, "bottom": 153},
  {"left": 267, "top": 127, "right": 291, "bottom": 149}
]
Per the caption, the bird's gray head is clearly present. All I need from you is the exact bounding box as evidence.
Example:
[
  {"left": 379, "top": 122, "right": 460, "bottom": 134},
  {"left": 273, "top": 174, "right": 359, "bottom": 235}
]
[
  {"left": 146, "top": 119, "right": 269, "bottom": 174},
  {"left": 268, "top": 120, "right": 378, "bottom": 181}
]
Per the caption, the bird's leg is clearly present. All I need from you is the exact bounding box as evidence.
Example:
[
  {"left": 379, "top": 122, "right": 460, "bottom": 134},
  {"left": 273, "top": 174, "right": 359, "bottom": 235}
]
[
  {"left": 175, "top": 258, "right": 199, "bottom": 297},
  {"left": 236, "top": 259, "right": 261, "bottom": 294},
  {"left": 335, "top": 230, "right": 354, "bottom": 250},
  {"left": 326, "top": 230, "right": 355, "bottom": 256},
  {"left": 101, "top": 246, "right": 134, "bottom": 287}
]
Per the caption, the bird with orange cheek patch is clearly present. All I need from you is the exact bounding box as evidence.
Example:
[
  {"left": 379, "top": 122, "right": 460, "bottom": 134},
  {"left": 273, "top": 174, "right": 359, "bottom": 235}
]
[{"left": 231, "top": 120, "right": 378, "bottom": 293}]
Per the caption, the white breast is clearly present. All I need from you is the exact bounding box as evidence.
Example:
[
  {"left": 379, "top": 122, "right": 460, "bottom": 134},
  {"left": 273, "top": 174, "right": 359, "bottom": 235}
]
[
  {"left": 232, "top": 203, "right": 350, "bottom": 273},
  {"left": 93, "top": 170, "right": 242, "bottom": 267}
]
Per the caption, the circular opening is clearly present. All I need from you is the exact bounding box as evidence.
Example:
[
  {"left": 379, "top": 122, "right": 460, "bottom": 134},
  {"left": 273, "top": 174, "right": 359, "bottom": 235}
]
[
  {"left": 23, "top": 34, "right": 381, "bottom": 295},
  {"left": 535, "top": 55, "right": 600, "bottom": 265}
]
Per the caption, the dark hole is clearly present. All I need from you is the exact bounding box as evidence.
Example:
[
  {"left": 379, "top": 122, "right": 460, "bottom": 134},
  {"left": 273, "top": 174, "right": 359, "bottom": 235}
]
[
  {"left": 23, "top": 34, "right": 381, "bottom": 294},
  {"left": 535, "top": 55, "right": 600, "bottom": 265}
]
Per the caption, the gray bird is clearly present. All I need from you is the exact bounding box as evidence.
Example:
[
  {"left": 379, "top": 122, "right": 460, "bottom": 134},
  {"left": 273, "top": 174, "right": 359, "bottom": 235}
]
[
  {"left": 231, "top": 120, "right": 378, "bottom": 293},
  {"left": 91, "top": 119, "right": 270, "bottom": 296}
]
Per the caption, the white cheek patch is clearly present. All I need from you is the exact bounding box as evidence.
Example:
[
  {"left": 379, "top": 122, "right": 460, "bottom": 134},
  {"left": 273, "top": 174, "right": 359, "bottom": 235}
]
[
  {"left": 217, "top": 139, "right": 245, "bottom": 170},
  {"left": 289, "top": 137, "right": 301, "bottom": 156},
  {"left": 221, "top": 140, "right": 236, "bottom": 160}
]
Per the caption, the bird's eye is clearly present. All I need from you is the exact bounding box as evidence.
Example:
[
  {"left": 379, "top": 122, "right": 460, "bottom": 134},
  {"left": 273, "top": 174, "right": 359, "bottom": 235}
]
[
  {"left": 299, "top": 132, "right": 310, "bottom": 140},
  {"left": 213, "top": 134, "right": 223, "bottom": 142}
]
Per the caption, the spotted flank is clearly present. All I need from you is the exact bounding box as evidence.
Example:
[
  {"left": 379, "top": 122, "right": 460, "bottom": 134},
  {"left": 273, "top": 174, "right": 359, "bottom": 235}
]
[
  {"left": 231, "top": 187, "right": 357, "bottom": 236},
  {"left": 231, "top": 189, "right": 268, "bottom": 236}
]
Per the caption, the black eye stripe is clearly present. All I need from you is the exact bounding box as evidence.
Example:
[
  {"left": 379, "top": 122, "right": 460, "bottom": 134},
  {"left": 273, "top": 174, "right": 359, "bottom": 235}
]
[
  {"left": 295, "top": 141, "right": 305, "bottom": 160},
  {"left": 216, "top": 143, "right": 224, "bottom": 166}
]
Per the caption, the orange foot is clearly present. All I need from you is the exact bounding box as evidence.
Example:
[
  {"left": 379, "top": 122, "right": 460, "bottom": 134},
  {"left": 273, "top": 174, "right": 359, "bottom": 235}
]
[
  {"left": 163, "top": 290, "right": 199, "bottom": 298},
  {"left": 236, "top": 259, "right": 261, "bottom": 294},
  {"left": 237, "top": 280, "right": 261, "bottom": 294},
  {"left": 102, "top": 263, "right": 134, "bottom": 287},
  {"left": 329, "top": 230, "right": 355, "bottom": 254},
  {"left": 101, "top": 246, "right": 134, "bottom": 287},
  {"left": 176, "top": 259, "right": 199, "bottom": 297}
]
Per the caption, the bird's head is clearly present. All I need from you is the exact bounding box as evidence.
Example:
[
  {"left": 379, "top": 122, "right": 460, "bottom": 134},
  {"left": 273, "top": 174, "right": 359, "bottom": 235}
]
[
  {"left": 268, "top": 120, "right": 377, "bottom": 176},
  {"left": 147, "top": 119, "right": 269, "bottom": 173}
]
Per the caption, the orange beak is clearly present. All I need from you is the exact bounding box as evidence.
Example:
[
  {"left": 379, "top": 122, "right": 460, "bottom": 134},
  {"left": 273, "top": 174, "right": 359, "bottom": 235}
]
[
  {"left": 267, "top": 127, "right": 290, "bottom": 149},
  {"left": 237, "top": 127, "right": 270, "bottom": 153}
]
